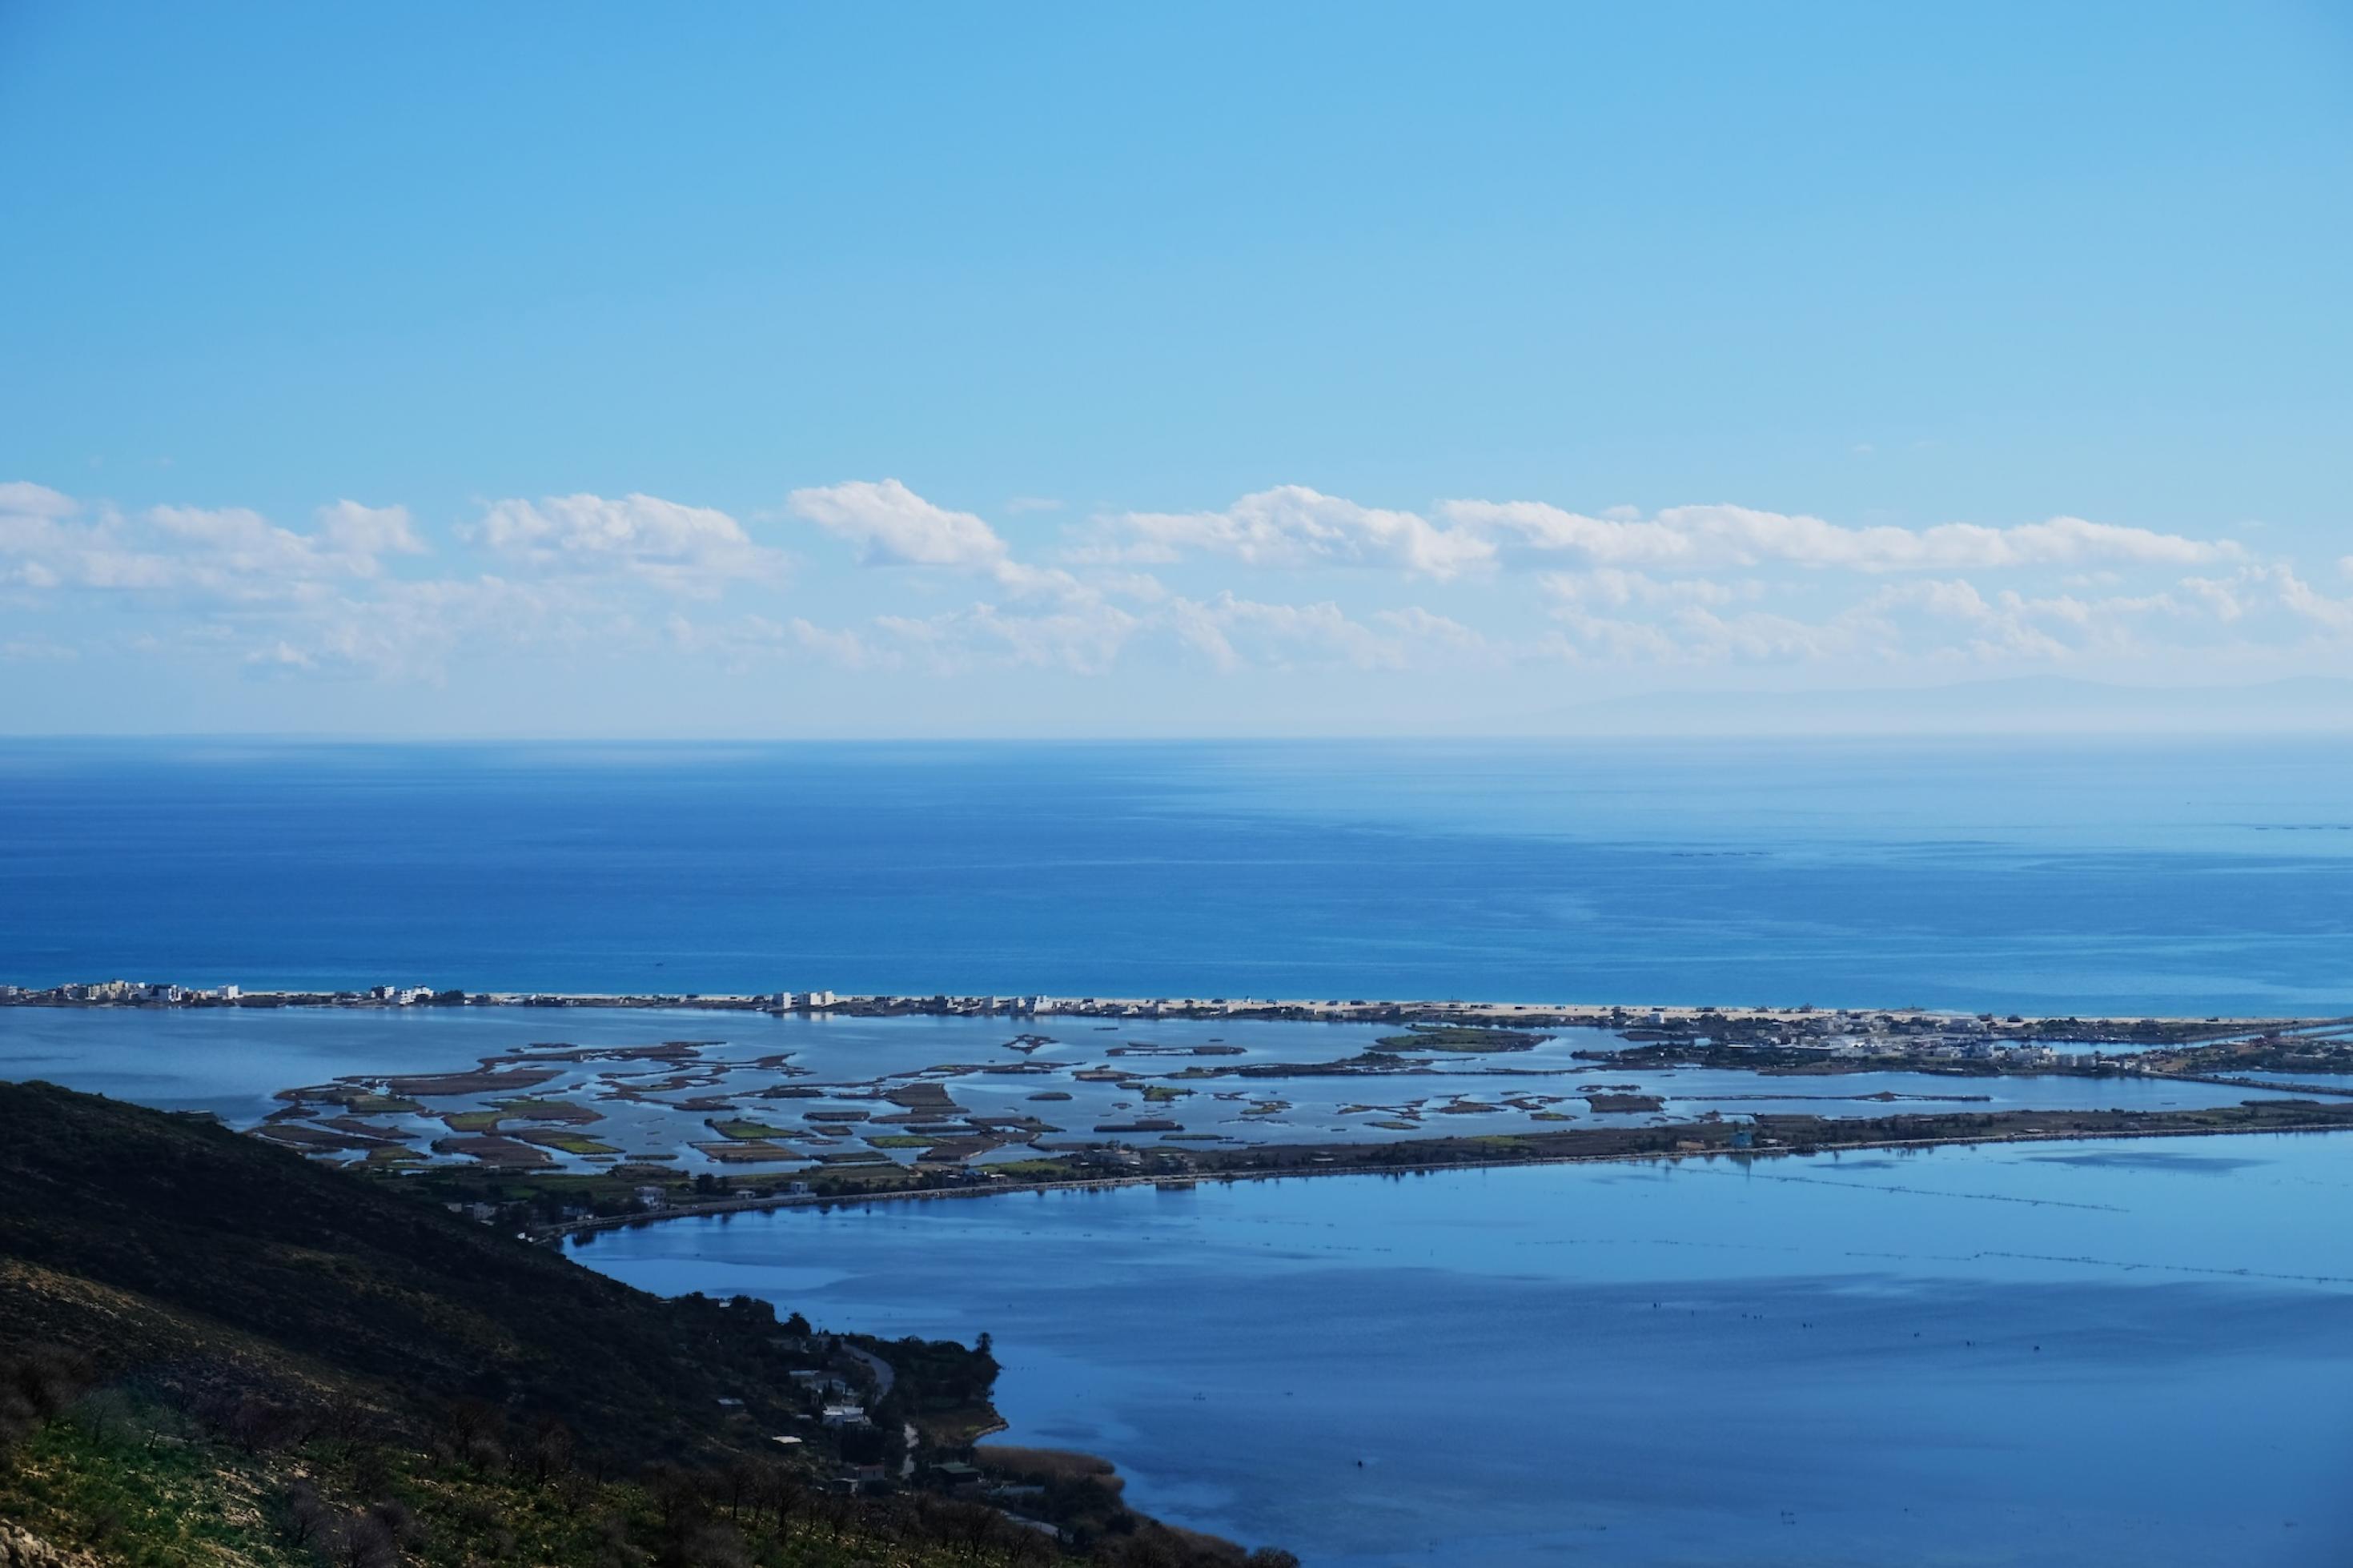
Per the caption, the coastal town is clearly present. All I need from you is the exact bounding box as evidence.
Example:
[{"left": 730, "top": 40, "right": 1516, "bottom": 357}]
[{"left": 6, "top": 974, "right": 2341, "bottom": 1055}]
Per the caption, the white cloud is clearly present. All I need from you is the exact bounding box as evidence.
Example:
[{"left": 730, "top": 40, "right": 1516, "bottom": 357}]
[
  {"left": 149, "top": 504, "right": 389, "bottom": 587},
  {"left": 787, "top": 479, "right": 1113, "bottom": 606},
  {"left": 790, "top": 617, "right": 885, "bottom": 671},
  {"left": 243, "top": 575, "right": 579, "bottom": 681},
  {"left": 472, "top": 492, "right": 778, "bottom": 593},
  {"left": 316, "top": 500, "right": 425, "bottom": 558},
  {"left": 10, "top": 475, "right": 2340, "bottom": 698},
  {"left": 2, "top": 484, "right": 428, "bottom": 600},
  {"left": 789, "top": 479, "right": 1008, "bottom": 569},
  {"left": 2191, "top": 566, "right": 2353, "bottom": 634},
  {"left": 1168, "top": 593, "right": 1422, "bottom": 673},
  {"left": 1098, "top": 487, "right": 2239, "bottom": 580},
  {"left": 1372, "top": 605, "right": 1487, "bottom": 652},
  {"left": 1538, "top": 572, "right": 2288, "bottom": 670},
  {"left": 1449, "top": 500, "right": 2240, "bottom": 573},
  {"left": 1540, "top": 568, "right": 1751, "bottom": 608},
  {"left": 2175, "top": 566, "right": 2353, "bottom": 634},
  {"left": 1114, "top": 486, "right": 1496, "bottom": 579},
  {"left": 0, "top": 481, "right": 77, "bottom": 521}
]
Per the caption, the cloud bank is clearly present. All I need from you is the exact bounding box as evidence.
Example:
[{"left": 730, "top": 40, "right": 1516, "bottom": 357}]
[{"left": 5, "top": 478, "right": 2343, "bottom": 705}]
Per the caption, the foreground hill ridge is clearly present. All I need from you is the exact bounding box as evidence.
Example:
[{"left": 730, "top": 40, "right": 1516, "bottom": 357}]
[{"left": 0, "top": 1080, "right": 1297, "bottom": 1567}]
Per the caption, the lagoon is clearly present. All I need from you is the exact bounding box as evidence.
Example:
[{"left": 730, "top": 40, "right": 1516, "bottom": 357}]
[
  {"left": 577, "top": 1134, "right": 2353, "bottom": 1566},
  {"left": 0, "top": 1005, "right": 2295, "bottom": 1170}
]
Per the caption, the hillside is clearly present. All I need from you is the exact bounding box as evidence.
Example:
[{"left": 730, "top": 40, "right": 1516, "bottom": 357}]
[{"left": 0, "top": 1081, "right": 1294, "bottom": 1567}]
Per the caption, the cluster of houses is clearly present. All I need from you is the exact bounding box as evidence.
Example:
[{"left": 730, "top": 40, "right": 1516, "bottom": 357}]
[
  {"left": 3, "top": 979, "right": 243, "bottom": 1004},
  {"left": 1776, "top": 1033, "right": 2068, "bottom": 1066},
  {"left": 0, "top": 979, "right": 457, "bottom": 1007}
]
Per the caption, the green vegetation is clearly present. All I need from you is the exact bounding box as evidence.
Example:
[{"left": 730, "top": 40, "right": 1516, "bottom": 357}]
[
  {"left": 1139, "top": 1085, "right": 1193, "bottom": 1103},
  {"left": 517, "top": 1129, "right": 622, "bottom": 1157},
  {"left": 438, "top": 1109, "right": 502, "bottom": 1133},
  {"left": 709, "top": 1119, "right": 801, "bottom": 1141},
  {"left": 975, "top": 1158, "right": 1077, "bottom": 1180},
  {"left": 1369, "top": 1026, "right": 1544, "bottom": 1053}
]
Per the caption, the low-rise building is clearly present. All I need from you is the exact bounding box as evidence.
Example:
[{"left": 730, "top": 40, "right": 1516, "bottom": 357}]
[{"left": 931, "top": 1461, "right": 982, "bottom": 1493}]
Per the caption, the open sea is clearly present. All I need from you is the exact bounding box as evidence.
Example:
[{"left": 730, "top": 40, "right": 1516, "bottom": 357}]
[
  {"left": 6, "top": 736, "right": 2351, "bottom": 1563},
  {"left": 2, "top": 736, "right": 2350, "bottom": 1013}
]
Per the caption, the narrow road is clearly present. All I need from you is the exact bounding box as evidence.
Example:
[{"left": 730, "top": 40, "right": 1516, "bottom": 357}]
[{"left": 841, "top": 1343, "right": 894, "bottom": 1399}]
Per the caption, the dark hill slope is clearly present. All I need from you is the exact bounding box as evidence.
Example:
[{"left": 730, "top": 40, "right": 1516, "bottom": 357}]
[
  {"left": 0, "top": 1079, "right": 781, "bottom": 1461},
  {"left": 0, "top": 1081, "right": 1291, "bottom": 1567}
]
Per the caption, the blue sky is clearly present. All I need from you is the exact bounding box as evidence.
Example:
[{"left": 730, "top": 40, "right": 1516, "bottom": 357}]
[{"left": 2, "top": 2, "right": 2349, "bottom": 735}]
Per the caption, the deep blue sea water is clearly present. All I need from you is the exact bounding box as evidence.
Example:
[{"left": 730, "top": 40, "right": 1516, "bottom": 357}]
[
  {"left": 579, "top": 1135, "right": 2353, "bottom": 1567},
  {"left": 2, "top": 737, "right": 2349, "bottom": 1013}
]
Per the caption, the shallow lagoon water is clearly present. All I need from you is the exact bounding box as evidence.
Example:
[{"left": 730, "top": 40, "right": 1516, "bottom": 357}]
[
  {"left": 578, "top": 1135, "right": 2353, "bottom": 1566},
  {"left": 0, "top": 1008, "right": 2299, "bottom": 1170}
]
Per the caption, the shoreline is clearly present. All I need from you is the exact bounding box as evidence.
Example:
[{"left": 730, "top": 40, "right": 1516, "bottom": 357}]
[
  {"left": 9, "top": 985, "right": 2344, "bottom": 1041},
  {"left": 544, "top": 1102, "right": 2353, "bottom": 1247}
]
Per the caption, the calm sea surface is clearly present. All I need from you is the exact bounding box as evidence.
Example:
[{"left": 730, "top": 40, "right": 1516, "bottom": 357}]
[
  {"left": 577, "top": 1137, "right": 2353, "bottom": 1566},
  {"left": 3, "top": 737, "right": 2350, "bottom": 1013}
]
